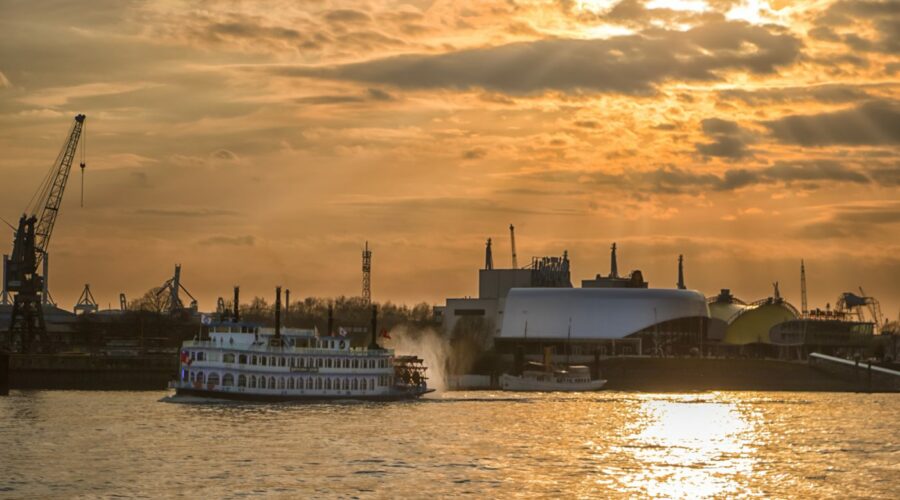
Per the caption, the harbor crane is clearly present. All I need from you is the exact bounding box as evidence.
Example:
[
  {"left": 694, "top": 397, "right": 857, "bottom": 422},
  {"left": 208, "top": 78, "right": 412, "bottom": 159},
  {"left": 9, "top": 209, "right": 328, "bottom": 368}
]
[
  {"left": 837, "top": 288, "right": 885, "bottom": 333},
  {"left": 155, "top": 264, "right": 198, "bottom": 314},
  {"left": 4, "top": 114, "right": 86, "bottom": 352}
]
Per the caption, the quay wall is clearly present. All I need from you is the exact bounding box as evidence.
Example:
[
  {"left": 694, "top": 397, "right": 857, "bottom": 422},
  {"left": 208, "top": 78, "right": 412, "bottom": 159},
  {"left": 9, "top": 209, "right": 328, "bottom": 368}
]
[{"left": 9, "top": 354, "right": 177, "bottom": 390}]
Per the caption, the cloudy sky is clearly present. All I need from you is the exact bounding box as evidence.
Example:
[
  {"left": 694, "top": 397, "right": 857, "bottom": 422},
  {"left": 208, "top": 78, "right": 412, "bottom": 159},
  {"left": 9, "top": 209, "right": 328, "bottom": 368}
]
[{"left": 0, "top": 0, "right": 898, "bottom": 315}]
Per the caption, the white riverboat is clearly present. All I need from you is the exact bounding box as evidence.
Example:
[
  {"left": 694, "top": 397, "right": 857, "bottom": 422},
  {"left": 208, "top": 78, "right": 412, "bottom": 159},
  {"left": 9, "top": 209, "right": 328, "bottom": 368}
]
[
  {"left": 171, "top": 311, "right": 433, "bottom": 402},
  {"left": 500, "top": 363, "right": 606, "bottom": 392}
]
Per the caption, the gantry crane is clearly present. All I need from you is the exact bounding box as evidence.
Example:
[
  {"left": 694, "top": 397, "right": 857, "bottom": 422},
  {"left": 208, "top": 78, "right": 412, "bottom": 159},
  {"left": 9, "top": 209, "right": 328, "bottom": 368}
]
[{"left": 4, "top": 114, "right": 86, "bottom": 352}]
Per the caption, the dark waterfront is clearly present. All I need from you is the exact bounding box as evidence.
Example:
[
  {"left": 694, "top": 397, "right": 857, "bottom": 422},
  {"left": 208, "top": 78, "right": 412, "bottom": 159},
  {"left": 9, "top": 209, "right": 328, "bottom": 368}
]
[{"left": 1, "top": 391, "right": 898, "bottom": 498}]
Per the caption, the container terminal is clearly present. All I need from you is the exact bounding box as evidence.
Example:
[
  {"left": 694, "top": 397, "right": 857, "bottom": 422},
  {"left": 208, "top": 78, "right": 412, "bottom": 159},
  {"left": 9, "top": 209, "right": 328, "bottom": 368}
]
[{"left": 2, "top": 115, "right": 900, "bottom": 393}]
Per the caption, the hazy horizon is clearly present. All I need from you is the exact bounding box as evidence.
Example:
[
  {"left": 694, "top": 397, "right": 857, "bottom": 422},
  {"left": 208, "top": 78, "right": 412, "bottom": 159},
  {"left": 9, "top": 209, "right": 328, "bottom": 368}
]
[{"left": 1, "top": 0, "right": 898, "bottom": 318}]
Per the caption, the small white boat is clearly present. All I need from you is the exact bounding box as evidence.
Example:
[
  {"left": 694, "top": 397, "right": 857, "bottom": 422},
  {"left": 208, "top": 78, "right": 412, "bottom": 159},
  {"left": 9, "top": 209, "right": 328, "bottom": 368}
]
[{"left": 500, "top": 364, "right": 606, "bottom": 392}]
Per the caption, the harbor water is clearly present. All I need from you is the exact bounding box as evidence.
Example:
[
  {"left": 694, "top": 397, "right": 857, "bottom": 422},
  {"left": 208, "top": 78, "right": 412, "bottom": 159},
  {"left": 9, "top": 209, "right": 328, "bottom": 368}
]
[{"left": 1, "top": 391, "right": 898, "bottom": 498}]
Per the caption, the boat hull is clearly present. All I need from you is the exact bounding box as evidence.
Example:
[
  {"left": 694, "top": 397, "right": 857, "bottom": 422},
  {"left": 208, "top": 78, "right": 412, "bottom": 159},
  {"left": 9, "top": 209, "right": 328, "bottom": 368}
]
[
  {"left": 499, "top": 374, "right": 607, "bottom": 392},
  {"left": 174, "top": 387, "right": 433, "bottom": 402}
]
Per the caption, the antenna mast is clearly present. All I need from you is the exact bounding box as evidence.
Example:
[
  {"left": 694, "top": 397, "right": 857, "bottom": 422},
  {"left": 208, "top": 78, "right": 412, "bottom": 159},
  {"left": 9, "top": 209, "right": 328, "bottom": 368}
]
[
  {"left": 362, "top": 241, "right": 372, "bottom": 304},
  {"left": 800, "top": 260, "right": 808, "bottom": 316}
]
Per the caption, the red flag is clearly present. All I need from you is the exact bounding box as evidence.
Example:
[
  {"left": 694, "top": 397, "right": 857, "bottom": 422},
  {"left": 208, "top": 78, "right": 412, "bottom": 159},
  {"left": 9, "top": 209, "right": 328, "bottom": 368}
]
[{"left": 380, "top": 328, "right": 391, "bottom": 339}]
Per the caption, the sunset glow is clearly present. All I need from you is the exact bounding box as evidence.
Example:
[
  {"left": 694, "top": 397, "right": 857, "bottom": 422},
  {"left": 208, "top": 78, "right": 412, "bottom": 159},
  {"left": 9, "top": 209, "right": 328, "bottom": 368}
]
[{"left": 0, "top": 0, "right": 897, "bottom": 312}]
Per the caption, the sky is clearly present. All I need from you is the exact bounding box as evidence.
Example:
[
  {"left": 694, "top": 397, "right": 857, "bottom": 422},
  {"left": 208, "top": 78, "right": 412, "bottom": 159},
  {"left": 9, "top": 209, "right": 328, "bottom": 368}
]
[{"left": 0, "top": 0, "right": 898, "bottom": 317}]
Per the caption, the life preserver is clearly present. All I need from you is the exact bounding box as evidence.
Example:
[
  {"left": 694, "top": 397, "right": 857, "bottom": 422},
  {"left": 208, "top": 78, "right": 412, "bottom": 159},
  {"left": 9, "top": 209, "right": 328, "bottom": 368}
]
[{"left": 338, "top": 340, "right": 346, "bottom": 349}]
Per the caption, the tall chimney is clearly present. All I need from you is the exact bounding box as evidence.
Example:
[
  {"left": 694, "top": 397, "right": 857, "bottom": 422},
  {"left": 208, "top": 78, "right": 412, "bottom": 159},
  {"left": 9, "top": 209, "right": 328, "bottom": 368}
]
[
  {"left": 274, "top": 286, "right": 282, "bottom": 338},
  {"left": 485, "top": 238, "right": 494, "bottom": 270},
  {"left": 677, "top": 254, "right": 685, "bottom": 290},
  {"left": 285, "top": 289, "right": 291, "bottom": 326},
  {"left": 610, "top": 242, "right": 618, "bottom": 278},
  {"left": 327, "top": 303, "right": 334, "bottom": 337},
  {"left": 369, "top": 304, "right": 379, "bottom": 349},
  {"left": 233, "top": 286, "right": 240, "bottom": 322}
]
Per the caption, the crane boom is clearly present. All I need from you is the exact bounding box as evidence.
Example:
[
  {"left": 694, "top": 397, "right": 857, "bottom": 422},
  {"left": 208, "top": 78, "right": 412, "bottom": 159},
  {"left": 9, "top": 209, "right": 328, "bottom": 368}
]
[{"left": 32, "top": 114, "right": 85, "bottom": 265}]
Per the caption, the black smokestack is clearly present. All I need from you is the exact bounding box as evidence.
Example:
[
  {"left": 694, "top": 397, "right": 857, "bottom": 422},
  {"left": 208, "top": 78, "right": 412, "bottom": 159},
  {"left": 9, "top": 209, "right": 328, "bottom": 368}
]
[
  {"left": 285, "top": 289, "right": 291, "bottom": 325},
  {"left": 327, "top": 303, "right": 333, "bottom": 337},
  {"left": 274, "top": 286, "right": 282, "bottom": 338},
  {"left": 233, "top": 286, "right": 240, "bottom": 322},
  {"left": 369, "top": 304, "right": 379, "bottom": 349}
]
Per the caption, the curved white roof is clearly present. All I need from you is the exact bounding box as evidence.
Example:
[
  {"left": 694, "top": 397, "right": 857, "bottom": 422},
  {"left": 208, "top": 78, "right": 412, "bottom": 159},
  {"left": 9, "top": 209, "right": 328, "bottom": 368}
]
[{"left": 499, "top": 288, "right": 710, "bottom": 340}]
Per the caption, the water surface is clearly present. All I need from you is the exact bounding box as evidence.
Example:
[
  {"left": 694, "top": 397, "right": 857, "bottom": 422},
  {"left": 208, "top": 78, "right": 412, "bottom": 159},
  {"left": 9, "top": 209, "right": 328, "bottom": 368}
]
[{"left": 1, "top": 391, "right": 898, "bottom": 498}]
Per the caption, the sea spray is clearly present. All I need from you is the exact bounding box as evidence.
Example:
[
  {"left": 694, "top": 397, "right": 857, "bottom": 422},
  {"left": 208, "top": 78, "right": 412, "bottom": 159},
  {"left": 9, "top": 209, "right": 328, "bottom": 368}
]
[{"left": 383, "top": 325, "right": 451, "bottom": 392}]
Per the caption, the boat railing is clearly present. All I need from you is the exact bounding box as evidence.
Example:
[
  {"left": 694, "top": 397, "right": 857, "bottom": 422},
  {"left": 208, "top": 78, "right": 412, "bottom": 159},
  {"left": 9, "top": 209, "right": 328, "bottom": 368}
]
[{"left": 181, "top": 340, "right": 393, "bottom": 356}]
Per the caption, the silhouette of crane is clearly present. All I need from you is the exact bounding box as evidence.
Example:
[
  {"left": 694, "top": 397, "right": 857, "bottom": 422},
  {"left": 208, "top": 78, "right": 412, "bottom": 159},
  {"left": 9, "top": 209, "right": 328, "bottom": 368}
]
[{"left": 4, "top": 114, "right": 86, "bottom": 352}]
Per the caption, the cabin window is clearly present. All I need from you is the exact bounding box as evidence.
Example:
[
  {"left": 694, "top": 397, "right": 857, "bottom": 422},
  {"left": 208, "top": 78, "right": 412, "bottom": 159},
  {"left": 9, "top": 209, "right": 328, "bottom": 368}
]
[
  {"left": 207, "top": 373, "right": 219, "bottom": 386},
  {"left": 238, "top": 354, "right": 247, "bottom": 364},
  {"left": 250, "top": 375, "right": 257, "bottom": 388},
  {"left": 251, "top": 355, "right": 258, "bottom": 365},
  {"left": 223, "top": 353, "right": 235, "bottom": 363},
  {"left": 267, "top": 377, "right": 275, "bottom": 389},
  {"left": 238, "top": 375, "right": 247, "bottom": 387},
  {"left": 317, "top": 358, "right": 323, "bottom": 368},
  {"left": 343, "top": 379, "right": 350, "bottom": 390},
  {"left": 351, "top": 379, "right": 358, "bottom": 391},
  {"left": 307, "top": 377, "right": 313, "bottom": 390},
  {"left": 195, "top": 372, "right": 205, "bottom": 384},
  {"left": 280, "top": 358, "right": 286, "bottom": 367},
  {"left": 287, "top": 378, "right": 294, "bottom": 390},
  {"left": 352, "top": 359, "right": 358, "bottom": 369},
  {"left": 278, "top": 377, "right": 285, "bottom": 389},
  {"left": 261, "top": 357, "right": 267, "bottom": 366},
  {"left": 316, "top": 378, "right": 323, "bottom": 390},
  {"left": 222, "top": 374, "right": 234, "bottom": 386},
  {"left": 326, "top": 359, "right": 333, "bottom": 369}
]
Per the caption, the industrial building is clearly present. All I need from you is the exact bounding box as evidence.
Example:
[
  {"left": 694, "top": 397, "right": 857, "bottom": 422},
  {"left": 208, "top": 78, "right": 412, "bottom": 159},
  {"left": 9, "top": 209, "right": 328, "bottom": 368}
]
[
  {"left": 440, "top": 226, "right": 572, "bottom": 337},
  {"left": 496, "top": 287, "right": 709, "bottom": 358},
  {"left": 442, "top": 232, "right": 713, "bottom": 360},
  {"left": 707, "top": 288, "right": 799, "bottom": 347}
]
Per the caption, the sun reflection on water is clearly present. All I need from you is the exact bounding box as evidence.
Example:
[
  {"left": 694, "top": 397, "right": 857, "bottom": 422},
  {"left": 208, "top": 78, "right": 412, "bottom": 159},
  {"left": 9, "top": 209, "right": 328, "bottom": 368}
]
[{"left": 606, "top": 394, "right": 762, "bottom": 498}]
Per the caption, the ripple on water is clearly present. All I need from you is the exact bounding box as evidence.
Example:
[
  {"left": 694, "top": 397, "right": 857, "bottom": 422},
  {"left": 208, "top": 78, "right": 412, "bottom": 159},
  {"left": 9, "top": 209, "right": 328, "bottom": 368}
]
[{"left": 1, "top": 390, "right": 898, "bottom": 498}]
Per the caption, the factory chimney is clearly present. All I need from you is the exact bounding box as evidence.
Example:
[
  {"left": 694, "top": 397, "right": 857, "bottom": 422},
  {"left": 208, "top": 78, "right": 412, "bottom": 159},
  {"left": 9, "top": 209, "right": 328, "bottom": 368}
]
[
  {"left": 233, "top": 286, "right": 240, "bottom": 322},
  {"left": 609, "top": 242, "right": 619, "bottom": 278},
  {"left": 677, "top": 255, "right": 686, "bottom": 290},
  {"left": 509, "top": 225, "right": 518, "bottom": 269},
  {"left": 369, "top": 304, "right": 380, "bottom": 350},
  {"left": 485, "top": 238, "right": 494, "bottom": 270}
]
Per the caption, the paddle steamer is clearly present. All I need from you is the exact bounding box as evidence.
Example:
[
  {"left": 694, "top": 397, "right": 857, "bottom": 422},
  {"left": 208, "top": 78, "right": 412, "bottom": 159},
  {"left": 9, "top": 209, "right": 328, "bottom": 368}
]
[{"left": 171, "top": 288, "right": 432, "bottom": 401}]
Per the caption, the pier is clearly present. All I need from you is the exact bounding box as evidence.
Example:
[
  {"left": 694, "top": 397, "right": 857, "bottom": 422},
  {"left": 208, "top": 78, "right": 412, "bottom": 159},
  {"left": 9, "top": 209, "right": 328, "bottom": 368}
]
[{"left": 809, "top": 352, "right": 900, "bottom": 392}]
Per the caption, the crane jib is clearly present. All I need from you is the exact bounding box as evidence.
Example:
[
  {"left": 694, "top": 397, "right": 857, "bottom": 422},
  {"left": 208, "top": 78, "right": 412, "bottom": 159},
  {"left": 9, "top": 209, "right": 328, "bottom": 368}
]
[{"left": 31, "top": 114, "right": 86, "bottom": 266}]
